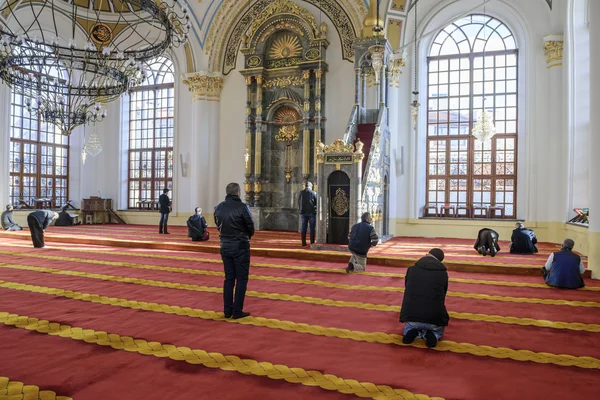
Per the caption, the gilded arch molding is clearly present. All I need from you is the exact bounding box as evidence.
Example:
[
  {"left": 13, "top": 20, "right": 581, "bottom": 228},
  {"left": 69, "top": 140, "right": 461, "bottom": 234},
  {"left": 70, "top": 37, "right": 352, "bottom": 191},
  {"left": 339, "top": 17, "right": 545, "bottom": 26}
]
[{"left": 205, "top": 0, "right": 367, "bottom": 74}]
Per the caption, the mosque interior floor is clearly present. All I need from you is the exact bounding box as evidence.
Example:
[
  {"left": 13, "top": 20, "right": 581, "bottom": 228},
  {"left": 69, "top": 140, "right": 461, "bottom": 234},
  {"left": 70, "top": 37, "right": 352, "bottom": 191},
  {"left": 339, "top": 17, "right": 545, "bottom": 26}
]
[{"left": 0, "top": 231, "right": 599, "bottom": 400}]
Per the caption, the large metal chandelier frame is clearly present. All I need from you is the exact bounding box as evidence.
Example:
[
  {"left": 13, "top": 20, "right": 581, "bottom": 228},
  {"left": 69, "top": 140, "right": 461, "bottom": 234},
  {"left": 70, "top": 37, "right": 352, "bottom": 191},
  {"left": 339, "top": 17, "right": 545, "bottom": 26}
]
[{"left": 0, "top": 0, "right": 191, "bottom": 134}]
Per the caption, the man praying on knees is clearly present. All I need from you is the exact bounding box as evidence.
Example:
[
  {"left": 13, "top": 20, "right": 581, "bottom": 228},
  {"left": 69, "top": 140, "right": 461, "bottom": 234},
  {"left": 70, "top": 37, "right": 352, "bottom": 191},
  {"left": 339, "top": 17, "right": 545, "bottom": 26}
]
[
  {"left": 214, "top": 183, "right": 255, "bottom": 319},
  {"left": 510, "top": 222, "right": 538, "bottom": 254},
  {"left": 55, "top": 207, "right": 81, "bottom": 226},
  {"left": 473, "top": 228, "right": 500, "bottom": 257},
  {"left": 187, "top": 207, "right": 209, "bottom": 241},
  {"left": 1, "top": 205, "right": 22, "bottom": 231},
  {"left": 346, "top": 212, "right": 379, "bottom": 273},
  {"left": 27, "top": 209, "right": 58, "bottom": 248},
  {"left": 400, "top": 248, "right": 449, "bottom": 348},
  {"left": 542, "top": 238, "right": 585, "bottom": 289}
]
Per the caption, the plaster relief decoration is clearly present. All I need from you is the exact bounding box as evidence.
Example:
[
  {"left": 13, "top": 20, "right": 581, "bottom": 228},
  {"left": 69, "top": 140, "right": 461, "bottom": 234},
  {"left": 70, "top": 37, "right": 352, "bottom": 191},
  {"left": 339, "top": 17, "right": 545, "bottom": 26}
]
[
  {"left": 239, "top": 0, "right": 329, "bottom": 231},
  {"left": 332, "top": 188, "right": 350, "bottom": 216},
  {"left": 543, "top": 34, "right": 563, "bottom": 68},
  {"left": 182, "top": 73, "right": 224, "bottom": 102},
  {"left": 391, "top": 1, "right": 407, "bottom": 12}
]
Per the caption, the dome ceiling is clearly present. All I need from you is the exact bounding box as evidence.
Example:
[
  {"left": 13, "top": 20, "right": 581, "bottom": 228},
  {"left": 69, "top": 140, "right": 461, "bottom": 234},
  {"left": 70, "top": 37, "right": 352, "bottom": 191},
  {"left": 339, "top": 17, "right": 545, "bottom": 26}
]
[{"left": 70, "top": 0, "right": 140, "bottom": 13}]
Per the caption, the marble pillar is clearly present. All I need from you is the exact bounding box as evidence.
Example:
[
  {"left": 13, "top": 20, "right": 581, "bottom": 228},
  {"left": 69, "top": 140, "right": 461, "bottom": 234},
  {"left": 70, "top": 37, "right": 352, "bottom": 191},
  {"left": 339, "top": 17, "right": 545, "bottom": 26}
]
[{"left": 589, "top": 0, "right": 600, "bottom": 278}]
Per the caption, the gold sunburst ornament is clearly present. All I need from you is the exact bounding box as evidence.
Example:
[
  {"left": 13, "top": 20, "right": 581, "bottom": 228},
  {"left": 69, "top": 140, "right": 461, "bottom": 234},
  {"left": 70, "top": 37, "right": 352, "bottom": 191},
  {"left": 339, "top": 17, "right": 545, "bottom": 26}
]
[{"left": 269, "top": 34, "right": 302, "bottom": 59}]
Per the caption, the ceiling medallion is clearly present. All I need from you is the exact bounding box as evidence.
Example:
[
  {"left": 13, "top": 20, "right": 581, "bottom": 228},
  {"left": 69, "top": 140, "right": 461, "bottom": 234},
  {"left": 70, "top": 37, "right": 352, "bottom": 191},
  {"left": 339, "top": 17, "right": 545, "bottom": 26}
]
[
  {"left": 247, "top": 56, "right": 262, "bottom": 67},
  {"left": 90, "top": 23, "right": 113, "bottom": 45},
  {"left": 269, "top": 34, "right": 302, "bottom": 59},
  {"left": 305, "top": 48, "right": 320, "bottom": 60}
]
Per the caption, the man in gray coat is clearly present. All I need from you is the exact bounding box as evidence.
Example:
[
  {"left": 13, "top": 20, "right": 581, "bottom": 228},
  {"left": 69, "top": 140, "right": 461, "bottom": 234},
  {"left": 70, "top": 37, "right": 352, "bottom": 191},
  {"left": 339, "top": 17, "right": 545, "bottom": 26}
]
[{"left": 1, "top": 205, "right": 22, "bottom": 231}]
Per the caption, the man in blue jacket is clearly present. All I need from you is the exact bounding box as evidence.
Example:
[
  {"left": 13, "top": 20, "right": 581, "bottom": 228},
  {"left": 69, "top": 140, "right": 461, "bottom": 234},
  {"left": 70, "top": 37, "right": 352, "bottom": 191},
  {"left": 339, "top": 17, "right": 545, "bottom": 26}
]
[
  {"left": 346, "top": 212, "right": 379, "bottom": 273},
  {"left": 542, "top": 238, "right": 585, "bottom": 289}
]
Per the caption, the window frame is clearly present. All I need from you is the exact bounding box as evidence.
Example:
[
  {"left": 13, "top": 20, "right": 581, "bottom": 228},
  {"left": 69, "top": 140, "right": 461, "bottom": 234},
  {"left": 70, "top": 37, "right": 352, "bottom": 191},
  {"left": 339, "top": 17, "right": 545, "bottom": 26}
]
[{"left": 425, "top": 15, "right": 518, "bottom": 219}]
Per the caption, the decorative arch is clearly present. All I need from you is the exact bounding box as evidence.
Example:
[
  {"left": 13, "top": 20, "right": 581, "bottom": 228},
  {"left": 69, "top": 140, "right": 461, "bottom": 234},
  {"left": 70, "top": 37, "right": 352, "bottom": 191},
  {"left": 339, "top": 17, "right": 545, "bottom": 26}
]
[{"left": 206, "top": 0, "right": 363, "bottom": 75}]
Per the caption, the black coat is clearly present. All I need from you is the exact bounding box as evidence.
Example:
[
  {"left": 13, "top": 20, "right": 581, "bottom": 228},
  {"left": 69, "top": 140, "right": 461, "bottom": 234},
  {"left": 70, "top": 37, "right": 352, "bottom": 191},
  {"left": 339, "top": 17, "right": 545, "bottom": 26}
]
[
  {"left": 29, "top": 210, "right": 54, "bottom": 229},
  {"left": 348, "top": 221, "right": 378, "bottom": 256},
  {"left": 400, "top": 255, "right": 450, "bottom": 327},
  {"left": 55, "top": 211, "right": 74, "bottom": 226},
  {"left": 159, "top": 193, "right": 171, "bottom": 214},
  {"left": 473, "top": 228, "right": 501, "bottom": 251},
  {"left": 298, "top": 189, "right": 317, "bottom": 215},
  {"left": 214, "top": 195, "right": 255, "bottom": 249},
  {"left": 510, "top": 228, "right": 537, "bottom": 254},
  {"left": 187, "top": 214, "right": 207, "bottom": 239}
]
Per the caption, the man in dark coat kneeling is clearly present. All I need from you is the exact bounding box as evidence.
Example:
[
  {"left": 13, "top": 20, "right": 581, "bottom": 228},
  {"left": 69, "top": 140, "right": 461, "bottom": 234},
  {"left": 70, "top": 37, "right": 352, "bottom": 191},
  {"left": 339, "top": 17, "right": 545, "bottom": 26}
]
[
  {"left": 474, "top": 228, "right": 501, "bottom": 257},
  {"left": 187, "top": 207, "right": 209, "bottom": 241},
  {"left": 400, "top": 248, "right": 449, "bottom": 348}
]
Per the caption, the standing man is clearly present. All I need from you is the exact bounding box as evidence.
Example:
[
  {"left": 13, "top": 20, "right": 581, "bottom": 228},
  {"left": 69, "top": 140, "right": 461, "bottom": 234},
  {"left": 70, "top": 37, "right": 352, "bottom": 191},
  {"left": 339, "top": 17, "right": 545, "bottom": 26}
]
[
  {"left": 400, "top": 248, "right": 449, "bottom": 348},
  {"left": 27, "top": 209, "right": 58, "bottom": 248},
  {"left": 158, "top": 188, "right": 171, "bottom": 234},
  {"left": 298, "top": 181, "right": 317, "bottom": 246},
  {"left": 214, "top": 183, "right": 255, "bottom": 319},
  {"left": 1, "top": 205, "right": 22, "bottom": 231}
]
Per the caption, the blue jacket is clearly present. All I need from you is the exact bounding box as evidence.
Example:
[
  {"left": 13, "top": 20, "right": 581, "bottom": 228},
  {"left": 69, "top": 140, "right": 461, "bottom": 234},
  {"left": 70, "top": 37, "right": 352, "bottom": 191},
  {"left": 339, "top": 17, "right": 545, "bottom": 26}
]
[
  {"left": 348, "top": 221, "right": 378, "bottom": 256},
  {"left": 545, "top": 249, "right": 584, "bottom": 289}
]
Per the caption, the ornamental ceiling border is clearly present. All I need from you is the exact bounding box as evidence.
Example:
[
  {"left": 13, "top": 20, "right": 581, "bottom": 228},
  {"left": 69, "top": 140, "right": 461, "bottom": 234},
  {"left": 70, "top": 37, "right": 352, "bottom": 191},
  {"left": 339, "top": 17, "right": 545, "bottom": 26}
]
[{"left": 205, "top": 0, "right": 365, "bottom": 74}]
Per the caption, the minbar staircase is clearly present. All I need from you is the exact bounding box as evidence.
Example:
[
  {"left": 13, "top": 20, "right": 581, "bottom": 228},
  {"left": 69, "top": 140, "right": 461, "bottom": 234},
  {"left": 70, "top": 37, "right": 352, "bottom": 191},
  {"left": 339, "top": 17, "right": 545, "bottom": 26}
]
[{"left": 354, "top": 123, "right": 376, "bottom": 176}]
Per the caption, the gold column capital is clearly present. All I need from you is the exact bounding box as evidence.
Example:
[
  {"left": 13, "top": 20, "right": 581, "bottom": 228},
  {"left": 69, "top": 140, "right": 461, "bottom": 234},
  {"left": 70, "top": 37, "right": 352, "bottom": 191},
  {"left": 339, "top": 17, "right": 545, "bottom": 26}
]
[
  {"left": 182, "top": 72, "right": 224, "bottom": 102},
  {"left": 543, "top": 34, "right": 564, "bottom": 68}
]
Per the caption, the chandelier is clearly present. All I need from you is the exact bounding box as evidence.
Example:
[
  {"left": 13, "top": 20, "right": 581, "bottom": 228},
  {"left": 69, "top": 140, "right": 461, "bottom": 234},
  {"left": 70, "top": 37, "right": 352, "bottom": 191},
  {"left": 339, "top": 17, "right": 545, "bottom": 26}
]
[
  {"left": 367, "top": 0, "right": 385, "bottom": 84},
  {"left": 472, "top": 109, "right": 496, "bottom": 142},
  {"left": 0, "top": 0, "right": 190, "bottom": 134}
]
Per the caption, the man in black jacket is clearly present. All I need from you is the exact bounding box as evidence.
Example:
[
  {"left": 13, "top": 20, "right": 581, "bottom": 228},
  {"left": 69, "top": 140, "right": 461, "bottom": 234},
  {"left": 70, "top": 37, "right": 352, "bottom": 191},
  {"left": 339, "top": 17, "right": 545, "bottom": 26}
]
[
  {"left": 298, "top": 181, "right": 317, "bottom": 246},
  {"left": 510, "top": 222, "right": 538, "bottom": 254},
  {"left": 346, "top": 212, "right": 379, "bottom": 273},
  {"left": 474, "top": 228, "right": 500, "bottom": 257},
  {"left": 187, "top": 207, "right": 209, "bottom": 241},
  {"left": 27, "top": 210, "right": 58, "bottom": 248},
  {"left": 158, "top": 188, "right": 171, "bottom": 234},
  {"left": 214, "top": 183, "right": 255, "bottom": 319},
  {"left": 400, "top": 248, "right": 449, "bottom": 348},
  {"left": 55, "top": 207, "right": 81, "bottom": 226}
]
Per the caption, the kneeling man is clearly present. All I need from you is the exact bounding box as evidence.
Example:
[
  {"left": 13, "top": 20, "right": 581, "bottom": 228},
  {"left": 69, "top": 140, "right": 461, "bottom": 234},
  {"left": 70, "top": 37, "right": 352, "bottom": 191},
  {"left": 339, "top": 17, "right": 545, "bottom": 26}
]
[
  {"left": 400, "top": 248, "right": 449, "bottom": 348},
  {"left": 346, "top": 212, "right": 379, "bottom": 273},
  {"left": 542, "top": 238, "right": 585, "bottom": 289},
  {"left": 510, "top": 222, "right": 538, "bottom": 254},
  {"left": 1, "top": 205, "right": 22, "bottom": 231},
  {"left": 55, "top": 207, "right": 81, "bottom": 226},
  {"left": 474, "top": 228, "right": 500, "bottom": 257},
  {"left": 187, "top": 207, "right": 209, "bottom": 241}
]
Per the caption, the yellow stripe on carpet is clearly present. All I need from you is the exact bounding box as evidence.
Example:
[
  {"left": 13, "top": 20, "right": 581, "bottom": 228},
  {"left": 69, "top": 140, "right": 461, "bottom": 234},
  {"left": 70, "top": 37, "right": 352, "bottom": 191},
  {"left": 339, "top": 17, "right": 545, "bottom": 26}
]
[
  {"left": 1, "top": 247, "right": 597, "bottom": 292},
  {"left": 0, "top": 312, "right": 444, "bottom": 400},
  {"left": 0, "top": 376, "right": 72, "bottom": 400},
  {"left": 1, "top": 280, "right": 600, "bottom": 369},
  {"left": 0, "top": 258, "right": 598, "bottom": 307}
]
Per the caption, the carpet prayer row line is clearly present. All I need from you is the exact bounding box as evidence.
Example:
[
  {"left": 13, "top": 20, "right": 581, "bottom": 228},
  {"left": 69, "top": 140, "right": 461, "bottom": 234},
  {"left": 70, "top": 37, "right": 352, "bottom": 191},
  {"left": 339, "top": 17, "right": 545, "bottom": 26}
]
[{"left": 0, "top": 238, "right": 598, "bottom": 400}]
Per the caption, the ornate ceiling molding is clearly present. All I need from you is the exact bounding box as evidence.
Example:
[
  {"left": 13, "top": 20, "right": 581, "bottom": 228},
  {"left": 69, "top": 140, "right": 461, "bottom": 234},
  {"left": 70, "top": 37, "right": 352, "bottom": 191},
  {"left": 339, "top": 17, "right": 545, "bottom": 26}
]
[{"left": 205, "top": 0, "right": 366, "bottom": 74}]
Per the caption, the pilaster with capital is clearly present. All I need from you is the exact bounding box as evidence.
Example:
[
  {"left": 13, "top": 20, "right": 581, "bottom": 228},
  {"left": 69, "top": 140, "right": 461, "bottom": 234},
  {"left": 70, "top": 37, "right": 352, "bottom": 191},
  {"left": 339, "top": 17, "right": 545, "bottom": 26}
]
[
  {"left": 254, "top": 76, "right": 264, "bottom": 206},
  {"left": 302, "top": 70, "right": 312, "bottom": 179},
  {"left": 244, "top": 76, "right": 254, "bottom": 204},
  {"left": 588, "top": 1, "right": 600, "bottom": 277},
  {"left": 181, "top": 72, "right": 223, "bottom": 209},
  {"left": 543, "top": 35, "right": 564, "bottom": 69}
]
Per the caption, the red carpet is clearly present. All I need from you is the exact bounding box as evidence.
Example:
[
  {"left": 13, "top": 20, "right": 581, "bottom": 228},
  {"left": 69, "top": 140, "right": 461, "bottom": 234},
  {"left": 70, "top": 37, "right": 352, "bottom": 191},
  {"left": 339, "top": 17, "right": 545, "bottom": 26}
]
[
  {"left": 0, "top": 225, "right": 587, "bottom": 277},
  {"left": 0, "top": 236, "right": 599, "bottom": 399}
]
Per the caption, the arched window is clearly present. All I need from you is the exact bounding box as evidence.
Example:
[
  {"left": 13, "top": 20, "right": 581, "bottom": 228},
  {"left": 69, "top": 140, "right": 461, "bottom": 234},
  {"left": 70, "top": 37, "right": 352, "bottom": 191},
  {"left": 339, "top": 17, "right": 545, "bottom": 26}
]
[
  {"left": 127, "top": 57, "right": 175, "bottom": 209},
  {"left": 427, "top": 15, "right": 518, "bottom": 218}
]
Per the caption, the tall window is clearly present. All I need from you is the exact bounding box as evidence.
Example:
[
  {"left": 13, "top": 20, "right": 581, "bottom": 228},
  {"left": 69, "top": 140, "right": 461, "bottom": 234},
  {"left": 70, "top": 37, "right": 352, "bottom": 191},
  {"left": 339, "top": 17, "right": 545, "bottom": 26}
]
[
  {"left": 127, "top": 57, "right": 174, "bottom": 208},
  {"left": 427, "top": 15, "right": 518, "bottom": 218},
  {"left": 9, "top": 92, "right": 69, "bottom": 207}
]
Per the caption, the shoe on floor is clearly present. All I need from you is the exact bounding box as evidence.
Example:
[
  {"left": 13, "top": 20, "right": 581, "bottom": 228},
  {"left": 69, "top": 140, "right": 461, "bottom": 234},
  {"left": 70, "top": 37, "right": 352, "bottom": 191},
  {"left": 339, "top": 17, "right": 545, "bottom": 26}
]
[
  {"left": 224, "top": 312, "right": 232, "bottom": 318},
  {"left": 164, "top": 232, "right": 170, "bottom": 234},
  {"left": 402, "top": 329, "right": 419, "bottom": 344},
  {"left": 233, "top": 312, "right": 251, "bottom": 319},
  {"left": 425, "top": 330, "right": 438, "bottom": 348},
  {"left": 346, "top": 262, "right": 354, "bottom": 273},
  {"left": 490, "top": 247, "right": 497, "bottom": 257},
  {"left": 480, "top": 246, "right": 486, "bottom": 256}
]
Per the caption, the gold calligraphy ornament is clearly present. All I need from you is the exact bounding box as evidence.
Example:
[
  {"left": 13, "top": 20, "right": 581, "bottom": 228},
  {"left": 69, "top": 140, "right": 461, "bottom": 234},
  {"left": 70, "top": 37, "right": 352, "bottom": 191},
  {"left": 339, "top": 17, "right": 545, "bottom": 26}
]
[{"left": 332, "top": 188, "right": 350, "bottom": 216}]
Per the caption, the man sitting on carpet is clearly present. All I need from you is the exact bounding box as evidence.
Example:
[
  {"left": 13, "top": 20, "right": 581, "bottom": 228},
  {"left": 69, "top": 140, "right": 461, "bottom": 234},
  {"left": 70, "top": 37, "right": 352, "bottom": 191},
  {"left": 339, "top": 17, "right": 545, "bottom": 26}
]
[
  {"left": 510, "top": 222, "right": 538, "bottom": 254},
  {"left": 474, "top": 228, "right": 500, "bottom": 257},
  {"left": 1, "top": 205, "right": 22, "bottom": 231},
  {"left": 346, "top": 212, "right": 379, "bottom": 273},
  {"left": 55, "top": 207, "right": 81, "bottom": 226},
  {"left": 400, "top": 248, "right": 449, "bottom": 348},
  {"left": 27, "top": 209, "right": 58, "bottom": 248},
  {"left": 542, "top": 238, "right": 585, "bottom": 289},
  {"left": 187, "top": 207, "right": 209, "bottom": 242}
]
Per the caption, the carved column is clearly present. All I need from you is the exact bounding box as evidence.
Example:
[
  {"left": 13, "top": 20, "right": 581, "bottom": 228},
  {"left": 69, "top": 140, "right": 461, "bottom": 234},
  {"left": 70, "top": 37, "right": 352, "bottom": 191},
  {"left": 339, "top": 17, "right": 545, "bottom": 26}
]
[
  {"left": 354, "top": 67, "right": 361, "bottom": 107},
  {"left": 589, "top": 1, "right": 600, "bottom": 277},
  {"left": 244, "top": 76, "right": 254, "bottom": 204},
  {"left": 182, "top": 72, "right": 224, "bottom": 210},
  {"left": 314, "top": 69, "right": 323, "bottom": 189},
  {"left": 361, "top": 71, "right": 367, "bottom": 109},
  {"left": 254, "top": 75, "right": 264, "bottom": 206},
  {"left": 302, "top": 70, "right": 312, "bottom": 179},
  {"left": 379, "top": 66, "right": 386, "bottom": 106}
]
